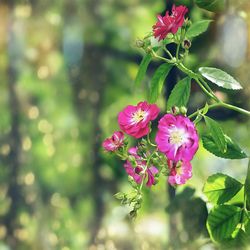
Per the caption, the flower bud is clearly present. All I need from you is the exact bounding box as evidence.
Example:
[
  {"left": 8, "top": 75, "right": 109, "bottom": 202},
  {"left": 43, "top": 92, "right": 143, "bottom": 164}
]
[
  {"left": 145, "top": 45, "right": 153, "bottom": 53},
  {"left": 135, "top": 39, "right": 145, "bottom": 48},
  {"left": 129, "top": 210, "right": 137, "bottom": 218},
  {"left": 171, "top": 106, "right": 179, "bottom": 115},
  {"left": 114, "top": 192, "right": 125, "bottom": 200},
  {"left": 182, "top": 39, "right": 192, "bottom": 50},
  {"left": 153, "top": 177, "right": 159, "bottom": 184},
  {"left": 180, "top": 106, "right": 187, "bottom": 115}
]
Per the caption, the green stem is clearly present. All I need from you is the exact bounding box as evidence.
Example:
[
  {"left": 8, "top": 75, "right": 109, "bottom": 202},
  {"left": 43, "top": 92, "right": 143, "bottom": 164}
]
[
  {"left": 152, "top": 51, "right": 250, "bottom": 118},
  {"left": 147, "top": 133, "right": 156, "bottom": 147},
  {"left": 164, "top": 47, "right": 173, "bottom": 59},
  {"left": 151, "top": 50, "right": 174, "bottom": 64},
  {"left": 197, "top": 75, "right": 217, "bottom": 98},
  {"left": 175, "top": 28, "right": 185, "bottom": 60},
  {"left": 195, "top": 77, "right": 218, "bottom": 101},
  {"left": 176, "top": 43, "right": 181, "bottom": 60},
  {"left": 189, "top": 102, "right": 250, "bottom": 119},
  {"left": 175, "top": 63, "right": 219, "bottom": 101},
  {"left": 138, "top": 150, "right": 157, "bottom": 192}
]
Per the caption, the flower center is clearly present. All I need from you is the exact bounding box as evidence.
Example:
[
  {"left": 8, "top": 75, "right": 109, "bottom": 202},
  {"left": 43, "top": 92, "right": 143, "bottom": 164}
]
[
  {"left": 169, "top": 128, "right": 187, "bottom": 147},
  {"left": 132, "top": 109, "right": 146, "bottom": 123}
]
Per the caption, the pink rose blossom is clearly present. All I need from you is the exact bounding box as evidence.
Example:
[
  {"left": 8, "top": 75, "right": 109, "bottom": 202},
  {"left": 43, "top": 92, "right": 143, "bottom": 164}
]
[
  {"left": 167, "top": 160, "right": 192, "bottom": 185},
  {"left": 153, "top": 5, "right": 188, "bottom": 41},
  {"left": 118, "top": 101, "right": 160, "bottom": 139},
  {"left": 102, "top": 131, "right": 124, "bottom": 152},
  {"left": 123, "top": 147, "right": 158, "bottom": 187},
  {"left": 155, "top": 114, "right": 199, "bottom": 161}
]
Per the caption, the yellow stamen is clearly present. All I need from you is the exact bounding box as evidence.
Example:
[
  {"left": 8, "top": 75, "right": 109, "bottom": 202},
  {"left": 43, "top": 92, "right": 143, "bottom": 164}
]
[
  {"left": 132, "top": 109, "right": 146, "bottom": 123},
  {"left": 170, "top": 130, "right": 184, "bottom": 144}
]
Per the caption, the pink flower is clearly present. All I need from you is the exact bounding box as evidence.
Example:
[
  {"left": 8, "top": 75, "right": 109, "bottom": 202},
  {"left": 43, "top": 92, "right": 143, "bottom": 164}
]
[
  {"left": 155, "top": 114, "right": 199, "bottom": 161},
  {"left": 153, "top": 5, "right": 188, "bottom": 41},
  {"left": 123, "top": 147, "right": 158, "bottom": 187},
  {"left": 171, "top": 5, "right": 188, "bottom": 32},
  {"left": 102, "top": 131, "right": 124, "bottom": 152},
  {"left": 167, "top": 160, "right": 192, "bottom": 185},
  {"left": 118, "top": 101, "right": 160, "bottom": 139}
]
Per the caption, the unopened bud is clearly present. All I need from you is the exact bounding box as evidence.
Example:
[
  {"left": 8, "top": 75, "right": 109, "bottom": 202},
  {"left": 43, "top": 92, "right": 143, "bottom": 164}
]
[
  {"left": 153, "top": 177, "right": 159, "bottom": 184},
  {"left": 180, "top": 106, "right": 187, "bottom": 115},
  {"left": 185, "top": 19, "right": 192, "bottom": 27},
  {"left": 129, "top": 209, "right": 137, "bottom": 218},
  {"left": 135, "top": 39, "right": 145, "bottom": 48},
  {"left": 171, "top": 106, "right": 179, "bottom": 115},
  {"left": 145, "top": 45, "right": 153, "bottom": 53},
  {"left": 114, "top": 192, "right": 125, "bottom": 200},
  {"left": 182, "top": 39, "right": 192, "bottom": 50}
]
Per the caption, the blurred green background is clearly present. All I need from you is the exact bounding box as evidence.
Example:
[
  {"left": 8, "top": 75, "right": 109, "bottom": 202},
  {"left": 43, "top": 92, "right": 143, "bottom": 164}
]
[{"left": 0, "top": 0, "right": 250, "bottom": 249}]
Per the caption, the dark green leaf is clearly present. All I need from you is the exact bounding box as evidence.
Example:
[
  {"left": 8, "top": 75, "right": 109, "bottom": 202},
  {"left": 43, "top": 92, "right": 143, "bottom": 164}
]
[
  {"left": 149, "top": 63, "right": 172, "bottom": 103},
  {"left": 220, "top": 229, "right": 250, "bottom": 249},
  {"left": 134, "top": 53, "right": 152, "bottom": 87},
  {"left": 245, "top": 214, "right": 250, "bottom": 234},
  {"left": 202, "top": 134, "right": 247, "bottom": 159},
  {"left": 186, "top": 20, "right": 212, "bottom": 38},
  {"left": 199, "top": 67, "right": 243, "bottom": 90},
  {"left": 204, "top": 116, "right": 227, "bottom": 153},
  {"left": 207, "top": 205, "right": 242, "bottom": 242},
  {"left": 245, "top": 160, "right": 250, "bottom": 210},
  {"left": 167, "top": 77, "right": 191, "bottom": 110},
  {"left": 203, "top": 173, "right": 243, "bottom": 205},
  {"left": 195, "top": 0, "right": 226, "bottom": 12}
]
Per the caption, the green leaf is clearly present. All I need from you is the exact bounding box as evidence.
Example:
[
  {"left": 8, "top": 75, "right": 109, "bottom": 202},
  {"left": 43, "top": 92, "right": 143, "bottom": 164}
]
[
  {"left": 202, "top": 134, "right": 247, "bottom": 159},
  {"left": 203, "top": 174, "right": 243, "bottom": 205},
  {"left": 199, "top": 67, "right": 243, "bottom": 90},
  {"left": 220, "top": 229, "right": 250, "bottom": 249},
  {"left": 207, "top": 205, "right": 242, "bottom": 242},
  {"left": 149, "top": 63, "right": 172, "bottom": 103},
  {"left": 195, "top": 0, "right": 226, "bottom": 12},
  {"left": 245, "top": 214, "right": 250, "bottom": 234},
  {"left": 202, "top": 103, "right": 209, "bottom": 115},
  {"left": 204, "top": 116, "right": 227, "bottom": 153},
  {"left": 186, "top": 20, "right": 212, "bottom": 38},
  {"left": 245, "top": 160, "right": 250, "bottom": 210},
  {"left": 166, "top": 77, "right": 191, "bottom": 110},
  {"left": 134, "top": 53, "right": 152, "bottom": 87}
]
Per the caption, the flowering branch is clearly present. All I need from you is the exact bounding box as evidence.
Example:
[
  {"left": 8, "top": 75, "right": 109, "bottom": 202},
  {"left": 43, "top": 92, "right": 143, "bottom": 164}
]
[{"left": 103, "top": 3, "right": 250, "bottom": 247}]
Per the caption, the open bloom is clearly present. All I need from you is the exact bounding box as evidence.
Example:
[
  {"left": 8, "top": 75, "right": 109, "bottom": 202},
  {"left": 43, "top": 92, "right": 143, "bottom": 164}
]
[
  {"left": 155, "top": 114, "right": 199, "bottom": 161},
  {"left": 167, "top": 160, "right": 192, "bottom": 185},
  {"left": 153, "top": 5, "right": 188, "bottom": 41},
  {"left": 102, "top": 131, "right": 124, "bottom": 151},
  {"left": 123, "top": 147, "right": 158, "bottom": 187},
  {"left": 118, "top": 101, "right": 160, "bottom": 139}
]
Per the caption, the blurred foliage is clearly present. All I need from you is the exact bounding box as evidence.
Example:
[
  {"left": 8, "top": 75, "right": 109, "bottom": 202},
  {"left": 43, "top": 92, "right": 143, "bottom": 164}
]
[{"left": 0, "top": 0, "right": 250, "bottom": 249}]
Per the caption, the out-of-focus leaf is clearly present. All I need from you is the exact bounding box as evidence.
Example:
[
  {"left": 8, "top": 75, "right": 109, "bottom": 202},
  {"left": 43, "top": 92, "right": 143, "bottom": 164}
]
[{"left": 195, "top": 0, "right": 226, "bottom": 12}]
